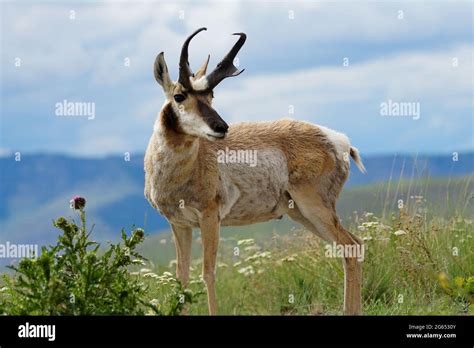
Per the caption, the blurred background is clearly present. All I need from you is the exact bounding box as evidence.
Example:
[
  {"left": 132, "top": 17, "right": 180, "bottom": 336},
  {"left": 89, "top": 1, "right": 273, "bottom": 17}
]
[{"left": 0, "top": 0, "right": 472, "bottom": 265}]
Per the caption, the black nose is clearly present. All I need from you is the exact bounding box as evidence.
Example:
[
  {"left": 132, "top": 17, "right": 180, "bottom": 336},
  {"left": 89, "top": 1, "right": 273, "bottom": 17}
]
[{"left": 214, "top": 122, "right": 229, "bottom": 134}]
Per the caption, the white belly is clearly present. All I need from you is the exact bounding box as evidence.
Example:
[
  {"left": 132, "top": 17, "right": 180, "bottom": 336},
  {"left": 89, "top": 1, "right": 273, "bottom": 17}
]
[{"left": 218, "top": 149, "right": 289, "bottom": 225}]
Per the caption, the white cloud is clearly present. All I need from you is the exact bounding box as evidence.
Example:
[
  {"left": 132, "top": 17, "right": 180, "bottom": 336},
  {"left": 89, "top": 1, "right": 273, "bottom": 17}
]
[
  {"left": 0, "top": 148, "right": 12, "bottom": 157},
  {"left": 1, "top": 1, "right": 472, "bottom": 156},
  {"left": 2, "top": 1, "right": 471, "bottom": 86},
  {"left": 61, "top": 43, "right": 472, "bottom": 156},
  {"left": 75, "top": 129, "right": 131, "bottom": 157},
  {"left": 215, "top": 44, "right": 472, "bottom": 123}
]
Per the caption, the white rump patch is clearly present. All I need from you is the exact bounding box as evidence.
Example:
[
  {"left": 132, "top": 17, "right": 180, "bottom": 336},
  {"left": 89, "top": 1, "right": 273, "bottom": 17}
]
[
  {"left": 191, "top": 76, "right": 209, "bottom": 91},
  {"left": 318, "top": 125, "right": 351, "bottom": 159}
]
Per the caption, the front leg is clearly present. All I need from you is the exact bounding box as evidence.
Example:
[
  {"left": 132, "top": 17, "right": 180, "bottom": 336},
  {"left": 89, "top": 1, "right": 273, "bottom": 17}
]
[
  {"left": 171, "top": 224, "right": 193, "bottom": 287},
  {"left": 199, "top": 207, "right": 220, "bottom": 315}
]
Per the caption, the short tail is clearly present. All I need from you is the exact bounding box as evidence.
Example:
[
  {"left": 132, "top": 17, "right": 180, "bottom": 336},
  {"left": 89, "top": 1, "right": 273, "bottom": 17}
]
[{"left": 350, "top": 146, "right": 366, "bottom": 174}]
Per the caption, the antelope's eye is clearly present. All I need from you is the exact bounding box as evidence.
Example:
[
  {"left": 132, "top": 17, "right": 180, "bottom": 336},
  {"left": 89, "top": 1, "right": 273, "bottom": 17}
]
[{"left": 173, "top": 94, "right": 185, "bottom": 103}]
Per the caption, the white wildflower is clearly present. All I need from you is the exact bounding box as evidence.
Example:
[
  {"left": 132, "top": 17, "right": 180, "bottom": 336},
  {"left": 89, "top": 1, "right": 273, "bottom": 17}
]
[
  {"left": 281, "top": 255, "right": 296, "bottom": 262},
  {"left": 131, "top": 259, "right": 146, "bottom": 266},
  {"left": 394, "top": 230, "right": 407, "bottom": 236},
  {"left": 237, "top": 238, "right": 255, "bottom": 246},
  {"left": 150, "top": 299, "right": 160, "bottom": 307},
  {"left": 237, "top": 266, "right": 255, "bottom": 276},
  {"left": 217, "top": 262, "right": 228, "bottom": 268}
]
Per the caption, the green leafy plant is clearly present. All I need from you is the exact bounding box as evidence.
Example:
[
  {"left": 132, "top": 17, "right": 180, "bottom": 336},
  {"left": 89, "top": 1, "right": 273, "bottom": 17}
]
[{"left": 0, "top": 196, "right": 203, "bottom": 315}]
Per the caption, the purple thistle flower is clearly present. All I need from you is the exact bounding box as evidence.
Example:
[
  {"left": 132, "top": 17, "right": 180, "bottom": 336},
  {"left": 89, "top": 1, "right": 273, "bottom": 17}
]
[{"left": 70, "top": 196, "right": 86, "bottom": 210}]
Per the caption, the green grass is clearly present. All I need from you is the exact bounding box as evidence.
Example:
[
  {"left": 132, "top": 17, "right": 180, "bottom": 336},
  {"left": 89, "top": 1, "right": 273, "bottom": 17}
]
[
  {"left": 142, "top": 211, "right": 473, "bottom": 315},
  {"left": 139, "top": 176, "right": 473, "bottom": 315},
  {"left": 2, "top": 175, "right": 472, "bottom": 315},
  {"left": 338, "top": 175, "right": 473, "bottom": 221}
]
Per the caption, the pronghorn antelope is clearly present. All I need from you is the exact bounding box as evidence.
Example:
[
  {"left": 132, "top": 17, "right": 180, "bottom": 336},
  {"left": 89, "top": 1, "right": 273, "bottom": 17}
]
[{"left": 145, "top": 28, "right": 366, "bottom": 315}]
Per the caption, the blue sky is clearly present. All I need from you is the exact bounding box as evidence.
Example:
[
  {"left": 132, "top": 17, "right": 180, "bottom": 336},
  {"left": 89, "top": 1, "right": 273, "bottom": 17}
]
[{"left": 0, "top": 0, "right": 472, "bottom": 157}]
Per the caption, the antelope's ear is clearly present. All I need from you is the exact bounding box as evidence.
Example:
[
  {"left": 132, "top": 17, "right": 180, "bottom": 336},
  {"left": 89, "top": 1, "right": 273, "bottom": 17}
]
[
  {"left": 154, "top": 52, "right": 174, "bottom": 97},
  {"left": 194, "top": 54, "right": 210, "bottom": 80}
]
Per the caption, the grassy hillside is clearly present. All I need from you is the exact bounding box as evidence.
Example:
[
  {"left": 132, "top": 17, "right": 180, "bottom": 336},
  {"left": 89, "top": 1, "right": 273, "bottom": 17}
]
[
  {"left": 1, "top": 152, "right": 472, "bottom": 247},
  {"left": 338, "top": 175, "right": 473, "bottom": 220},
  {"left": 139, "top": 175, "right": 473, "bottom": 267},
  {"left": 141, "top": 202, "right": 473, "bottom": 315},
  {"left": 133, "top": 175, "right": 473, "bottom": 315},
  {"left": 1, "top": 175, "right": 472, "bottom": 315}
]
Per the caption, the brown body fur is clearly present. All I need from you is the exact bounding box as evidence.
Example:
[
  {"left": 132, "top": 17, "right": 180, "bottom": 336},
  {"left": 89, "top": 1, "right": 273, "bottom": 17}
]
[
  {"left": 145, "top": 110, "right": 345, "bottom": 229},
  {"left": 144, "top": 105, "right": 362, "bottom": 315}
]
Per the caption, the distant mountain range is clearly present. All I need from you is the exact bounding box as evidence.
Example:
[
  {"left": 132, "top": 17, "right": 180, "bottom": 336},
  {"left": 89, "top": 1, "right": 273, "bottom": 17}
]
[{"left": 0, "top": 152, "right": 472, "bottom": 248}]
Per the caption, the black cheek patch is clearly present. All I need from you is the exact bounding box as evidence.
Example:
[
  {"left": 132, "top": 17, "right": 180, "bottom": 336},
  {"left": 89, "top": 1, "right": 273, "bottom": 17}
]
[{"left": 161, "top": 103, "right": 181, "bottom": 133}]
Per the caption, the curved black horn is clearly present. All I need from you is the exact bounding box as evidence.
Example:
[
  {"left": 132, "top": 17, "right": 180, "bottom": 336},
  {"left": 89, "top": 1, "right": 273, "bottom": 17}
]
[
  {"left": 178, "top": 27, "right": 207, "bottom": 90},
  {"left": 206, "top": 33, "right": 246, "bottom": 90}
]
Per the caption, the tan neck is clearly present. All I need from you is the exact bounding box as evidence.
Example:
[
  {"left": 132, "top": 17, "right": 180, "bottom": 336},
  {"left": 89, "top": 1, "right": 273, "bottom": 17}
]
[{"left": 153, "top": 104, "right": 200, "bottom": 184}]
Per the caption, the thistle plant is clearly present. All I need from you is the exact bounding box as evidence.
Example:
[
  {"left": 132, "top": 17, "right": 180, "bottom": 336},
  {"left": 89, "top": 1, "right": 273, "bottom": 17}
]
[{"left": 0, "top": 197, "right": 152, "bottom": 315}]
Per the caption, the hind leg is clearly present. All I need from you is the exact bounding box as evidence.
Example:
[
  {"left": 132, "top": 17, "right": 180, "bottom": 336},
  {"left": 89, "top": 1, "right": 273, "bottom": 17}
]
[
  {"left": 288, "top": 184, "right": 363, "bottom": 315},
  {"left": 287, "top": 205, "right": 331, "bottom": 242}
]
